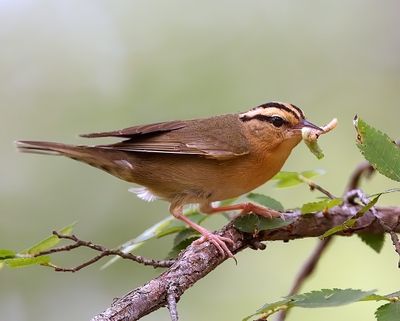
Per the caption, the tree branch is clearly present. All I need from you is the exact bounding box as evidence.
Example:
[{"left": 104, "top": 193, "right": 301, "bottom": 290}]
[
  {"left": 91, "top": 202, "right": 400, "bottom": 321},
  {"left": 35, "top": 232, "right": 175, "bottom": 271}
]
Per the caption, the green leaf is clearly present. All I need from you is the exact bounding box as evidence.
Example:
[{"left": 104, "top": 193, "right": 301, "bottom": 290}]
[
  {"left": 4, "top": 255, "right": 51, "bottom": 268},
  {"left": 361, "top": 294, "right": 392, "bottom": 302},
  {"left": 0, "top": 249, "right": 16, "bottom": 259},
  {"left": 375, "top": 302, "right": 400, "bottom": 321},
  {"left": 354, "top": 116, "right": 400, "bottom": 182},
  {"left": 355, "top": 195, "right": 381, "bottom": 217},
  {"left": 167, "top": 229, "right": 200, "bottom": 258},
  {"left": 321, "top": 194, "right": 381, "bottom": 239},
  {"left": 173, "top": 228, "right": 200, "bottom": 247},
  {"left": 234, "top": 214, "right": 294, "bottom": 233},
  {"left": 26, "top": 222, "right": 76, "bottom": 255},
  {"left": 247, "top": 193, "right": 284, "bottom": 211},
  {"left": 291, "top": 288, "right": 375, "bottom": 308},
  {"left": 272, "top": 170, "right": 325, "bottom": 188},
  {"left": 320, "top": 218, "right": 357, "bottom": 239},
  {"left": 243, "top": 299, "right": 291, "bottom": 321},
  {"left": 102, "top": 208, "right": 207, "bottom": 269},
  {"left": 257, "top": 299, "right": 293, "bottom": 313},
  {"left": 357, "top": 233, "right": 385, "bottom": 253},
  {"left": 244, "top": 288, "right": 378, "bottom": 320},
  {"left": 301, "top": 198, "right": 343, "bottom": 214}
]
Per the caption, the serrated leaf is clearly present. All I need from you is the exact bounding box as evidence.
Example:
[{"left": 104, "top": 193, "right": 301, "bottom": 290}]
[
  {"left": 257, "top": 299, "right": 292, "bottom": 313},
  {"left": 0, "top": 249, "right": 16, "bottom": 259},
  {"left": 291, "top": 288, "right": 376, "bottom": 308},
  {"left": 272, "top": 170, "right": 325, "bottom": 188},
  {"left": 301, "top": 169, "right": 327, "bottom": 179},
  {"left": 361, "top": 294, "right": 392, "bottom": 302},
  {"left": 375, "top": 302, "right": 400, "bottom": 321},
  {"left": 386, "top": 291, "right": 400, "bottom": 299},
  {"left": 357, "top": 233, "right": 385, "bottom": 253},
  {"left": 4, "top": 255, "right": 51, "bottom": 268},
  {"left": 234, "top": 214, "right": 294, "bottom": 233},
  {"left": 301, "top": 198, "right": 343, "bottom": 214},
  {"left": 355, "top": 116, "right": 400, "bottom": 182},
  {"left": 102, "top": 208, "right": 207, "bottom": 269},
  {"left": 173, "top": 228, "right": 200, "bottom": 247},
  {"left": 320, "top": 218, "right": 357, "bottom": 239},
  {"left": 242, "top": 299, "right": 291, "bottom": 321},
  {"left": 244, "top": 288, "right": 377, "bottom": 320},
  {"left": 247, "top": 193, "right": 284, "bottom": 211},
  {"left": 321, "top": 194, "right": 381, "bottom": 239},
  {"left": 25, "top": 222, "right": 76, "bottom": 255},
  {"left": 167, "top": 229, "right": 200, "bottom": 258}
]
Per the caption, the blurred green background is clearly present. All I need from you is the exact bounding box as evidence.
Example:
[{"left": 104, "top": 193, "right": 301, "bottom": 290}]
[{"left": 1, "top": 1, "right": 399, "bottom": 320}]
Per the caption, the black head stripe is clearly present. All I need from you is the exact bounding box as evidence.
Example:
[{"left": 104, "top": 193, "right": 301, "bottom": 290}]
[
  {"left": 257, "top": 102, "right": 287, "bottom": 110},
  {"left": 256, "top": 102, "right": 301, "bottom": 120},
  {"left": 289, "top": 104, "right": 305, "bottom": 119},
  {"left": 240, "top": 114, "right": 287, "bottom": 125}
]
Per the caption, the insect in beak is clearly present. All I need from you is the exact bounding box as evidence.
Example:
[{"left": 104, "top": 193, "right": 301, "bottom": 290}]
[{"left": 296, "top": 119, "right": 323, "bottom": 131}]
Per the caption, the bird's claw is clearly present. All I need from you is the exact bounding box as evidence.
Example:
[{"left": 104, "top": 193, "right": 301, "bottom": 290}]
[{"left": 193, "top": 232, "right": 235, "bottom": 259}]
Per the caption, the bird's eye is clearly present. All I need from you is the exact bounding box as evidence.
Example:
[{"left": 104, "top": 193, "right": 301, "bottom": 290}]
[{"left": 271, "top": 116, "right": 285, "bottom": 128}]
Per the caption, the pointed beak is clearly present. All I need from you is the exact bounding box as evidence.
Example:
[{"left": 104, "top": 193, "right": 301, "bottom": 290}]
[{"left": 296, "top": 119, "right": 323, "bottom": 131}]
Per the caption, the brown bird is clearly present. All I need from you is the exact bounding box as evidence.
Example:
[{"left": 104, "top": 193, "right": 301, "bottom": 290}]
[{"left": 16, "top": 102, "right": 322, "bottom": 258}]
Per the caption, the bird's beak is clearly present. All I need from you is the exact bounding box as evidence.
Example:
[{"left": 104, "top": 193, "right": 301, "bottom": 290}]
[{"left": 296, "top": 119, "right": 323, "bottom": 132}]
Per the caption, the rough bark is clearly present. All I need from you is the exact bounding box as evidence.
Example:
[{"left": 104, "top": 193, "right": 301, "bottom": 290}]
[{"left": 92, "top": 204, "right": 400, "bottom": 321}]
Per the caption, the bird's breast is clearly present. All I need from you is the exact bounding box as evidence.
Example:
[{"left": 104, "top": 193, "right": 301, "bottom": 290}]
[{"left": 124, "top": 138, "right": 299, "bottom": 204}]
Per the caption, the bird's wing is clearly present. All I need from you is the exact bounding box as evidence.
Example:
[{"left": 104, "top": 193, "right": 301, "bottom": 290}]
[
  {"left": 80, "top": 120, "right": 187, "bottom": 138},
  {"left": 81, "top": 115, "right": 250, "bottom": 160}
]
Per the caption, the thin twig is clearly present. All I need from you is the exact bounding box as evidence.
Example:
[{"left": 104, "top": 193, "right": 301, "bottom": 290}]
[
  {"left": 167, "top": 285, "right": 179, "bottom": 321},
  {"left": 389, "top": 232, "right": 400, "bottom": 268},
  {"left": 299, "top": 175, "right": 336, "bottom": 199},
  {"left": 374, "top": 220, "right": 400, "bottom": 268},
  {"left": 346, "top": 186, "right": 400, "bottom": 268},
  {"left": 276, "top": 238, "right": 333, "bottom": 321},
  {"left": 346, "top": 161, "right": 375, "bottom": 192},
  {"left": 276, "top": 165, "right": 357, "bottom": 321},
  {"left": 34, "top": 231, "right": 175, "bottom": 271}
]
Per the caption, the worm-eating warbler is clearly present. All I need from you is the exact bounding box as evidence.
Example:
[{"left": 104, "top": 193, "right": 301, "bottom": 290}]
[{"left": 17, "top": 102, "right": 323, "bottom": 258}]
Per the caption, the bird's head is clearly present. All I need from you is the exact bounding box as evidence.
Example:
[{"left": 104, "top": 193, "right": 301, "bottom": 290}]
[{"left": 239, "top": 101, "right": 322, "bottom": 151}]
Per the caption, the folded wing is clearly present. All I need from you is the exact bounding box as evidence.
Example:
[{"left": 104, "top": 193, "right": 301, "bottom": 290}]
[{"left": 81, "top": 115, "right": 249, "bottom": 160}]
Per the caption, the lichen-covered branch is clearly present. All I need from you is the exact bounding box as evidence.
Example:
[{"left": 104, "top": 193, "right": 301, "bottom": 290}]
[{"left": 91, "top": 203, "right": 400, "bottom": 321}]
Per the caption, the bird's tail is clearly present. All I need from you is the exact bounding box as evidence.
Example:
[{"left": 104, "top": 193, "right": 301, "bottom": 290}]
[
  {"left": 16, "top": 140, "right": 83, "bottom": 157},
  {"left": 15, "top": 140, "right": 134, "bottom": 182}
]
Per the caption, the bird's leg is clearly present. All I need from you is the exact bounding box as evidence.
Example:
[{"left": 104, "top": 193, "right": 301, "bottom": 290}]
[
  {"left": 200, "top": 202, "right": 282, "bottom": 219},
  {"left": 170, "top": 205, "right": 235, "bottom": 258}
]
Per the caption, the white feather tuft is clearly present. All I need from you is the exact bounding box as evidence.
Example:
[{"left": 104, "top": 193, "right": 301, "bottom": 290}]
[{"left": 129, "top": 187, "right": 158, "bottom": 202}]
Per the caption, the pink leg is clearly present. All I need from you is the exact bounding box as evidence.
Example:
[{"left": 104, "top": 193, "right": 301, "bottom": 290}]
[
  {"left": 170, "top": 206, "right": 235, "bottom": 258},
  {"left": 201, "top": 202, "right": 282, "bottom": 219}
]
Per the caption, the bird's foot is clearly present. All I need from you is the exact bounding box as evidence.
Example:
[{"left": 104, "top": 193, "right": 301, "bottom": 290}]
[
  {"left": 170, "top": 206, "right": 236, "bottom": 259},
  {"left": 237, "top": 202, "right": 282, "bottom": 219},
  {"left": 193, "top": 229, "right": 235, "bottom": 259},
  {"left": 203, "top": 202, "right": 282, "bottom": 219}
]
